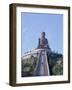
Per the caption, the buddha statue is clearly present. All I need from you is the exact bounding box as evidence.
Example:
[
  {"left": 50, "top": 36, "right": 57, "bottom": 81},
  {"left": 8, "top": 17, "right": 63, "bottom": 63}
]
[{"left": 37, "top": 32, "right": 50, "bottom": 50}]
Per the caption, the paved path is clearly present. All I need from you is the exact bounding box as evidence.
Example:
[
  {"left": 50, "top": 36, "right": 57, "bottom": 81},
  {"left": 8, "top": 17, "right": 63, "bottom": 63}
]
[{"left": 34, "top": 50, "right": 50, "bottom": 76}]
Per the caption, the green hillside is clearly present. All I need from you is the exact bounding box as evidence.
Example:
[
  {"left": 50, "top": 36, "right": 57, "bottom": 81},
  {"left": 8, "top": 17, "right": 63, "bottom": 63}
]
[
  {"left": 47, "top": 52, "right": 63, "bottom": 75},
  {"left": 21, "top": 51, "right": 63, "bottom": 77}
]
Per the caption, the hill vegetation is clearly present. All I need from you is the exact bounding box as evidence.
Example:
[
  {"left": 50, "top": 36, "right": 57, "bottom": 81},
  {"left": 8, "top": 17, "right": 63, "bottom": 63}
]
[
  {"left": 21, "top": 51, "right": 63, "bottom": 77},
  {"left": 47, "top": 52, "right": 63, "bottom": 75},
  {"left": 21, "top": 55, "right": 38, "bottom": 77}
]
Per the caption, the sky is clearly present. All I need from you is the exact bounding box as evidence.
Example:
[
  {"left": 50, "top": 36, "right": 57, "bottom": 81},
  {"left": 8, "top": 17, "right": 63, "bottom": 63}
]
[{"left": 21, "top": 12, "right": 63, "bottom": 56}]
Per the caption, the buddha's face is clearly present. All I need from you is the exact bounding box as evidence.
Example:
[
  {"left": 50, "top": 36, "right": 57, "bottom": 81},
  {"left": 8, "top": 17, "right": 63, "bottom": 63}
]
[{"left": 41, "top": 32, "right": 45, "bottom": 38}]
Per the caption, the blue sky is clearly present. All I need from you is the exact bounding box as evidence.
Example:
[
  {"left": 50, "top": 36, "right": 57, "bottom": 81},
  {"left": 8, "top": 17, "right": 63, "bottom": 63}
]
[{"left": 21, "top": 12, "right": 63, "bottom": 56}]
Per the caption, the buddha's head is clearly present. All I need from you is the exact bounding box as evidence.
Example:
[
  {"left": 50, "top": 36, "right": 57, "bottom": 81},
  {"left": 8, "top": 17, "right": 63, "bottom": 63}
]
[{"left": 41, "top": 32, "right": 45, "bottom": 38}]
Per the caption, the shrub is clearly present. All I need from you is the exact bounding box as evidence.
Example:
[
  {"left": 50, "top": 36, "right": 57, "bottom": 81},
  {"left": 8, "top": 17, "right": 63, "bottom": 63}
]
[{"left": 52, "top": 63, "right": 63, "bottom": 75}]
